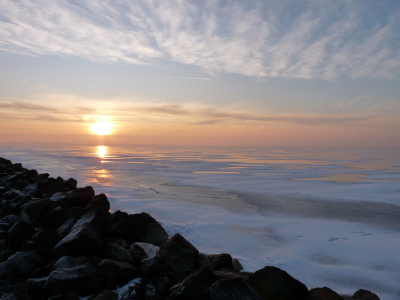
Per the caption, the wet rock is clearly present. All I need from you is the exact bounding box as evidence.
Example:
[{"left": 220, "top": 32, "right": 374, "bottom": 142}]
[
  {"left": 44, "top": 203, "right": 68, "bottom": 229},
  {"left": 146, "top": 274, "right": 171, "bottom": 297},
  {"left": 246, "top": 266, "right": 308, "bottom": 300},
  {"left": 47, "top": 292, "right": 80, "bottom": 300},
  {"left": 232, "top": 259, "right": 243, "bottom": 271},
  {"left": 3, "top": 190, "right": 23, "bottom": 200},
  {"left": 32, "top": 229, "right": 61, "bottom": 255},
  {"left": 53, "top": 225, "right": 104, "bottom": 257},
  {"left": 161, "top": 233, "right": 199, "bottom": 272},
  {"left": 106, "top": 211, "right": 168, "bottom": 246},
  {"left": 140, "top": 254, "right": 168, "bottom": 279},
  {"left": 0, "top": 222, "right": 10, "bottom": 231},
  {"left": 7, "top": 213, "right": 35, "bottom": 249},
  {"left": 52, "top": 256, "right": 89, "bottom": 271},
  {"left": 56, "top": 218, "right": 77, "bottom": 239},
  {"left": 105, "top": 237, "right": 129, "bottom": 249},
  {"left": 129, "top": 242, "right": 160, "bottom": 261},
  {"left": 62, "top": 178, "right": 77, "bottom": 191},
  {"left": 99, "top": 259, "right": 139, "bottom": 287},
  {"left": 0, "top": 215, "right": 18, "bottom": 225},
  {"left": 170, "top": 267, "right": 218, "bottom": 300},
  {"left": 7, "top": 251, "right": 44, "bottom": 278},
  {"left": 20, "top": 199, "right": 52, "bottom": 222},
  {"left": 50, "top": 191, "right": 91, "bottom": 208},
  {"left": 305, "top": 287, "right": 343, "bottom": 300},
  {"left": 36, "top": 178, "right": 68, "bottom": 196},
  {"left": 70, "top": 208, "right": 109, "bottom": 234},
  {"left": 86, "top": 193, "right": 110, "bottom": 212},
  {"left": 115, "top": 278, "right": 146, "bottom": 300},
  {"left": 351, "top": 289, "right": 380, "bottom": 300},
  {"left": 209, "top": 277, "right": 263, "bottom": 300},
  {"left": 201, "top": 253, "right": 233, "bottom": 270},
  {"left": 45, "top": 263, "right": 103, "bottom": 295},
  {"left": 26, "top": 276, "right": 48, "bottom": 292},
  {"left": 212, "top": 269, "right": 249, "bottom": 280},
  {"left": 88, "top": 290, "right": 118, "bottom": 300},
  {"left": 105, "top": 243, "right": 134, "bottom": 263},
  {"left": 30, "top": 259, "right": 56, "bottom": 278}
]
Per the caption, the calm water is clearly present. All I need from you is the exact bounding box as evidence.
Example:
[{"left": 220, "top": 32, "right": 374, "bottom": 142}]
[{"left": 1, "top": 144, "right": 400, "bottom": 299}]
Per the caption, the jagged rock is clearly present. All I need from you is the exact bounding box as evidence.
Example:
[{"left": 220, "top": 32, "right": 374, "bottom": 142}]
[
  {"left": 105, "top": 243, "right": 133, "bottom": 263},
  {"left": 56, "top": 218, "right": 77, "bottom": 239},
  {"left": 161, "top": 233, "right": 199, "bottom": 272},
  {"left": 26, "top": 276, "right": 48, "bottom": 292},
  {"left": 50, "top": 191, "right": 91, "bottom": 208},
  {"left": 209, "top": 277, "right": 263, "bottom": 300},
  {"left": 129, "top": 242, "right": 160, "bottom": 261},
  {"left": 246, "top": 266, "right": 308, "bottom": 300},
  {"left": 170, "top": 267, "right": 218, "bottom": 300},
  {"left": 114, "top": 278, "right": 146, "bottom": 300},
  {"left": 351, "top": 289, "right": 380, "bottom": 300},
  {"left": 5, "top": 180, "right": 30, "bottom": 191},
  {"left": 18, "top": 240, "right": 36, "bottom": 251},
  {"left": 44, "top": 203, "right": 68, "bottom": 229},
  {"left": 212, "top": 269, "right": 249, "bottom": 280},
  {"left": 88, "top": 290, "right": 118, "bottom": 300},
  {"left": 201, "top": 253, "right": 233, "bottom": 270},
  {"left": 7, "top": 213, "right": 35, "bottom": 249},
  {"left": 106, "top": 211, "right": 168, "bottom": 246},
  {"left": 305, "top": 287, "right": 343, "bottom": 300},
  {"left": 0, "top": 279, "right": 13, "bottom": 295},
  {"left": 47, "top": 292, "right": 80, "bottom": 300},
  {"left": 232, "top": 259, "right": 243, "bottom": 271},
  {"left": 0, "top": 262, "right": 8, "bottom": 279},
  {"left": 140, "top": 254, "right": 168, "bottom": 279},
  {"left": 32, "top": 228, "right": 61, "bottom": 255},
  {"left": 52, "top": 256, "right": 89, "bottom": 271},
  {"left": 45, "top": 263, "right": 103, "bottom": 295},
  {"left": 7, "top": 251, "right": 44, "bottom": 278},
  {"left": 20, "top": 199, "right": 52, "bottom": 221},
  {"left": 0, "top": 215, "right": 18, "bottom": 225},
  {"left": 30, "top": 259, "right": 56, "bottom": 278},
  {"left": 86, "top": 193, "right": 110, "bottom": 211},
  {"left": 105, "top": 237, "right": 129, "bottom": 249},
  {"left": 99, "top": 259, "right": 139, "bottom": 287},
  {"left": 146, "top": 274, "right": 171, "bottom": 297},
  {"left": 3, "top": 190, "right": 23, "bottom": 200},
  {"left": 62, "top": 178, "right": 77, "bottom": 191},
  {"left": 0, "top": 230, "right": 7, "bottom": 239},
  {"left": 53, "top": 225, "right": 104, "bottom": 256},
  {"left": 35, "top": 178, "right": 68, "bottom": 196},
  {"left": 70, "top": 208, "right": 109, "bottom": 234},
  {"left": 0, "top": 223, "right": 10, "bottom": 231}
]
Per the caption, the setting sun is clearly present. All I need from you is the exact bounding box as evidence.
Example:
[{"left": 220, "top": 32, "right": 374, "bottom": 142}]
[{"left": 91, "top": 121, "right": 113, "bottom": 135}]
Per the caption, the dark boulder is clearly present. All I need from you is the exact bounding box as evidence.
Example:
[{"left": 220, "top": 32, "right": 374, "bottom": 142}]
[
  {"left": 246, "top": 266, "right": 308, "bottom": 300},
  {"left": 36, "top": 178, "right": 68, "bottom": 196},
  {"left": 50, "top": 191, "right": 91, "bottom": 208},
  {"left": 115, "top": 278, "right": 146, "bottom": 300},
  {"left": 232, "top": 259, "right": 243, "bottom": 271},
  {"left": 45, "top": 263, "right": 103, "bottom": 295},
  {"left": 7, "top": 213, "right": 35, "bottom": 249},
  {"left": 99, "top": 259, "right": 139, "bottom": 287},
  {"left": 56, "top": 218, "right": 77, "bottom": 239},
  {"left": 86, "top": 194, "right": 110, "bottom": 211},
  {"left": 105, "top": 243, "right": 133, "bottom": 263},
  {"left": 129, "top": 242, "right": 160, "bottom": 261},
  {"left": 20, "top": 199, "right": 52, "bottom": 222},
  {"left": 140, "top": 254, "right": 168, "bottom": 279},
  {"left": 209, "top": 277, "right": 263, "bottom": 300},
  {"left": 169, "top": 267, "right": 218, "bottom": 300},
  {"left": 88, "top": 290, "right": 118, "bottom": 300},
  {"left": 201, "top": 253, "right": 233, "bottom": 270},
  {"left": 305, "top": 287, "right": 343, "bottom": 300},
  {"left": 52, "top": 256, "right": 89, "bottom": 271},
  {"left": 32, "top": 228, "right": 61, "bottom": 255},
  {"left": 161, "top": 233, "right": 199, "bottom": 272},
  {"left": 105, "top": 237, "right": 129, "bottom": 249},
  {"left": 7, "top": 251, "right": 44, "bottom": 278},
  {"left": 53, "top": 225, "right": 104, "bottom": 257},
  {"left": 47, "top": 292, "right": 80, "bottom": 300},
  {"left": 351, "top": 289, "right": 380, "bottom": 300},
  {"left": 70, "top": 208, "right": 109, "bottom": 234},
  {"left": 26, "top": 276, "right": 48, "bottom": 292},
  {"left": 62, "top": 178, "right": 77, "bottom": 191}
]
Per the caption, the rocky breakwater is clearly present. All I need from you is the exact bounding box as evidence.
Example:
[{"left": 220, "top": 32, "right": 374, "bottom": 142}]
[{"left": 0, "top": 157, "right": 381, "bottom": 300}]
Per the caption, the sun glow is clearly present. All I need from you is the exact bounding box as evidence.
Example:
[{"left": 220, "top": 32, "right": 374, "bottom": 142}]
[{"left": 91, "top": 121, "right": 113, "bottom": 135}]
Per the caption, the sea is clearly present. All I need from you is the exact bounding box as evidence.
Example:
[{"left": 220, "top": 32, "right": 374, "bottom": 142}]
[{"left": 1, "top": 144, "right": 399, "bottom": 299}]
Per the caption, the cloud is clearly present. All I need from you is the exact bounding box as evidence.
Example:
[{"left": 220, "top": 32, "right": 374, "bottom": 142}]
[
  {"left": 0, "top": 101, "right": 59, "bottom": 112},
  {"left": 0, "top": 0, "right": 399, "bottom": 79}
]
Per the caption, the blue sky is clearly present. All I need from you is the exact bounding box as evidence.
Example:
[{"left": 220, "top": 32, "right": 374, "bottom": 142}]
[{"left": 0, "top": 0, "right": 399, "bottom": 147}]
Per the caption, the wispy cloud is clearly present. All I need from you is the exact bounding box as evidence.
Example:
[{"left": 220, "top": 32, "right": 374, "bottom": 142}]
[{"left": 0, "top": 0, "right": 399, "bottom": 79}]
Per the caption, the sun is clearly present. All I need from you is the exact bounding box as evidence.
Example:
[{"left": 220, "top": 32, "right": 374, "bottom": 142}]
[{"left": 91, "top": 121, "right": 113, "bottom": 135}]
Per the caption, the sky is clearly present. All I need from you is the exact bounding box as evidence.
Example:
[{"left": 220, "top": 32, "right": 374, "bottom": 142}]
[{"left": 0, "top": 0, "right": 399, "bottom": 148}]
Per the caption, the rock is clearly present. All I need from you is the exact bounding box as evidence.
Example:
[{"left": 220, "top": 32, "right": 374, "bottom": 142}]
[
  {"left": 35, "top": 178, "right": 68, "bottom": 196},
  {"left": 212, "top": 269, "right": 249, "bottom": 280},
  {"left": 209, "top": 277, "right": 263, "bottom": 300},
  {"left": 232, "top": 259, "right": 243, "bottom": 271},
  {"left": 115, "top": 278, "right": 146, "bottom": 300},
  {"left": 129, "top": 242, "right": 160, "bottom": 261},
  {"left": 20, "top": 199, "right": 52, "bottom": 221},
  {"left": 105, "top": 243, "right": 134, "bottom": 263},
  {"left": 106, "top": 211, "right": 168, "bottom": 246},
  {"left": 247, "top": 266, "right": 308, "bottom": 300},
  {"left": 26, "top": 276, "right": 48, "bottom": 292},
  {"left": 146, "top": 274, "right": 171, "bottom": 297},
  {"left": 7, "top": 213, "right": 35, "bottom": 249},
  {"left": 56, "top": 218, "right": 77, "bottom": 239},
  {"left": 32, "top": 228, "right": 61, "bottom": 255},
  {"left": 86, "top": 193, "right": 110, "bottom": 211},
  {"left": 170, "top": 267, "right": 218, "bottom": 300},
  {"left": 351, "top": 289, "right": 380, "bottom": 300},
  {"left": 53, "top": 225, "right": 104, "bottom": 256},
  {"left": 161, "top": 233, "right": 199, "bottom": 272},
  {"left": 0, "top": 279, "right": 13, "bottom": 294},
  {"left": 99, "top": 259, "right": 139, "bottom": 287},
  {"left": 52, "top": 256, "right": 89, "bottom": 271},
  {"left": 201, "top": 254, "right": 233, "bottom": 270},
  {"left": 50, "top": 191, "right": 91, "bottom": 208},
  {"left": 0, "top": 222, "right": 11, "bottom": 231},
  {"left": 0, "top": 215, "right": 18, "bottom": 225},
  {"left": 48, "top": 292, "right": 80, "bottom": 300},
  {"left": 305, "top": 287, "right": 343, "bottom": 300},
  {"left": 88, "top": 290, "right": 118, "bottom": 300},
  {"left": 45, "top": 263, "right": 103, "bottom": 295},
  {"left": 7, "top": 251, "right": 44, "bottom": 278},
  {"left": 70, "top": 208, "right": 109, "bottom": 234},
  {"left": 30, "top": 259, "right": 57, "bottom": 278},
  {"left": 140, "top": 254, "right": 168, "bottom": 279},
  {"left": 62, "top": 178, "right": 77, "bottom": 191},
  {"left": 3, "top": 189, "right": 23, "bottom": 200},
  {"left": 105, "top": 237, "right": 130, "bottom": 249}
]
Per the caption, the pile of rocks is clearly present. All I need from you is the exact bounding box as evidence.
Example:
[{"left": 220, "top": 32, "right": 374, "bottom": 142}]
[{"left": 0, "top": 157, "right": 380, "bottom": 300}]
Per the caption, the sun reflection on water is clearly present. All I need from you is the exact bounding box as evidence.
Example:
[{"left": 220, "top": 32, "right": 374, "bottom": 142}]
[{"left": 97, "top": 145, "right": 107, "bottom": 158}]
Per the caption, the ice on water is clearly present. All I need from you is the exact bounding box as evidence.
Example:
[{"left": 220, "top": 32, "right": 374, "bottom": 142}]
[{"left": 1, "top": 145, "right": 400, "bottom": 299}]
